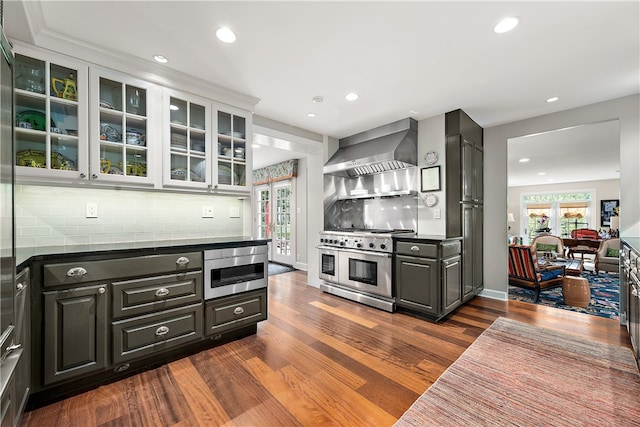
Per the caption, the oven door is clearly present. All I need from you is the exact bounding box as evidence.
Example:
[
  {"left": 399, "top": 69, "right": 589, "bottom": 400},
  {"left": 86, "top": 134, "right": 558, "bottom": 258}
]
[
  {"left": 338, "top": 248, "right": 392, "bottom": 298},
  {"left": 318, "top": 246, "right": 339, "bottom": 283},
  {"left": 204, "top": 249, "right": 268, "bottom": 299}
]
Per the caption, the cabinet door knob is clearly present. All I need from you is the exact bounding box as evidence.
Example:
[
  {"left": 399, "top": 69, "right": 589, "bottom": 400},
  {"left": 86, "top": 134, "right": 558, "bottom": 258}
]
[
  {"left": 155, "top": 288, "right": 170, "bottom": 297},
  {"left": 233, "top": 306, "right": 245, "bottom": 316},
  {"left": 67, "top": 267, "right": 87, "bottom": 277},
  {"left": 410, "top": 245, "right": 420, "bottom": 252},
  {"left": 176, "top": 256, "right": 190, "bottom": 266},
  {"left": 80, "top": 172, "right": 86, "bottom": 178},
  {"left": 16, "top": 282, "right": 25, "bottom": 291},
  {"left": 98, "top": 287, "right": 106, "bottom": 294},
  {"left": 155, "top": 326, "right": 170, "bottom": 336},
  {"left": 92, "top": 173, "right": 98, "bottom": 179}
]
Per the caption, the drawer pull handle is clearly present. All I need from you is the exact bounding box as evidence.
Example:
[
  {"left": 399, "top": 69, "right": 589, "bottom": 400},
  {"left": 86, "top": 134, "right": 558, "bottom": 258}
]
[
  {"left": 234, "top": 307, "right": 245, "bottom": 316},
  {"left": 98, "top": 287, "right": 106, "bottom": 294},
  {"left": 176, "top": 257, "right": 190, "bottom": 266},
  {"left": 410, "top": 245, "right": 420, "bottom": 252},
  {"left": 155, "top": 288, "right": 170, "bottom": 297},
  {"left": 67, "top": 267, "right": 87, "bottom": 278},
  {"left": 155, "top": 326, "right": 170, "bottom": 337}
]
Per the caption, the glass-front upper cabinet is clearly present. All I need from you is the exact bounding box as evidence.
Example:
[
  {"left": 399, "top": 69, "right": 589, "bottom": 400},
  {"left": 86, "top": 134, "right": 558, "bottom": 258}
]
[
  {"left": 214, "top": 105, "right": 251, "bottom": 192},
  {"left": 163, "top": 89, "right": 211, "bottom": 189},
  {"left": 89, "top": 68, "right": 159, "bottom": 185},
  {"left": 13, "top": 47, "right": 89, "bottom": 181}
]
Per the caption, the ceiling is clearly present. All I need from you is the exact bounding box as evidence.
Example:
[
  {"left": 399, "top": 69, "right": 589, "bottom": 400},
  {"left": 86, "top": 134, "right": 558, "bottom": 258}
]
[{"left": 4, "top": 1, "right": 638, "bottom": 182}]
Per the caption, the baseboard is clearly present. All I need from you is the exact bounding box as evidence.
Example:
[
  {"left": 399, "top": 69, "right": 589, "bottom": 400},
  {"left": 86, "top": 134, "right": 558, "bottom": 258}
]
[
  {"left": 294, "top": 261, "right": 308, "bottom": 271},
  {"left": 478, "top": 288, "right": 508, "bottom": 301}
]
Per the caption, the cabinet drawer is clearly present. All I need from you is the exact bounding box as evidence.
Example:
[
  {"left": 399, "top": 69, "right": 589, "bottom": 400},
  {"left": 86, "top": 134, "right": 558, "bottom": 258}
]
[
  {"left": 205, "top": 289, "right": 267, "bottom": 336},
  {"left": 396, "top": 242, "right": 437, "bottom": 258},
  {"left": 112, "top": 271, "right": 203, "bottom": 319},
  {"left": 44, "top": 252, "right": 203, "bottom": 287},
  {"left": 112, "top": 304, "right": 203, "bottom": 365}
]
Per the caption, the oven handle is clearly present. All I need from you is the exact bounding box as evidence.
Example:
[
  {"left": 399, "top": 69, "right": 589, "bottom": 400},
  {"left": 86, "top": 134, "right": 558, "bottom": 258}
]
[{"left": 318, "top": 246, "right": 392, "bottom": 258}]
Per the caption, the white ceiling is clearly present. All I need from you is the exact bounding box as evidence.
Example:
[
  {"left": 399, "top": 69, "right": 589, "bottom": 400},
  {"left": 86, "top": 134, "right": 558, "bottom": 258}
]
[{"left": 4, "top": 1, "right": 638, "bottom": 183}]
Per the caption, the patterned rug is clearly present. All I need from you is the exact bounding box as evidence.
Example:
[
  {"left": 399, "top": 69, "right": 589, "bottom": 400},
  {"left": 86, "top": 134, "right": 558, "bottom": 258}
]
[
  {"left": 509, "top": 272, "right": 619, "bottom": 320},
  {"left": 395, "top": 317, "right": 640, "bottom": 426}
]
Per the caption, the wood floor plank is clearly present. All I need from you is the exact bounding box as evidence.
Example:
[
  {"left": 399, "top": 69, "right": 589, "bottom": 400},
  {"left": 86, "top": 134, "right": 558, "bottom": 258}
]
[{"left": 20, "top": 270, "right": 631, "bottom": 427}]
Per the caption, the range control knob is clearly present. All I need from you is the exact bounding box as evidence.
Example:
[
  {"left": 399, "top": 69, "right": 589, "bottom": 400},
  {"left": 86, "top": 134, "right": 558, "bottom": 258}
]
[
  {"left": 339, "top": 241, "right": 345, "bottom": 246},
  {"left": 357, "top": 243, "right": 362, "bottom": 248},
  {"left": 380, "top": 244, "right": 387, "bottom": 250},
  {"left": 320, "top": 238, "right": 324, "bottom": 243},
  {"left": 369, "top": 243, "right": 375, "bottom": 249}
]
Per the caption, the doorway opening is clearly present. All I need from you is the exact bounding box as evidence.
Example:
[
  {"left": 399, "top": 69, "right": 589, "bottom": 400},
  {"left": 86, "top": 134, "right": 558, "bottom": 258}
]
[{"left": 506, "top": 119, "right": 620, "bottom": 320}]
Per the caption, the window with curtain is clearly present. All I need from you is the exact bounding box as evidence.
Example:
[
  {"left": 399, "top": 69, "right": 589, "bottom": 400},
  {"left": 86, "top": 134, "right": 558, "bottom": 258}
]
[{"left": 522, "top": 192, "right": 592, "bottom": 243}]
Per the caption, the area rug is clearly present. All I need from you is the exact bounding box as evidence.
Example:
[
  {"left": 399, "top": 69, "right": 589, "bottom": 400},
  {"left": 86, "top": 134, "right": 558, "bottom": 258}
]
[
  {"left": 509, "top": 272, "right": 619, "bottom": 320},
  {"left": 395, "top": 317, "right": 640, "bottom": 426},
  {"left": 268, "top": 262, "right": 296, "bottom": 276}
]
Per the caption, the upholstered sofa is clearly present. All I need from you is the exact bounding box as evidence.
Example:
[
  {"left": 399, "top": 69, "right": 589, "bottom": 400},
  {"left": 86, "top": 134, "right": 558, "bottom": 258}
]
[{"left": 596, "top": 238, "right": 620, "bottom": 274}]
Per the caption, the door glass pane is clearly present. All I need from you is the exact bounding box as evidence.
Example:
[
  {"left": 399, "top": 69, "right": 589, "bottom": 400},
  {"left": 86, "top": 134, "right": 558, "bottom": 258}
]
[
  {"left": 275, "top": 185, "right": 291, "bottom": 256},
  {"left": 255, "top": 188, "right": 270, "bottom": 239}
]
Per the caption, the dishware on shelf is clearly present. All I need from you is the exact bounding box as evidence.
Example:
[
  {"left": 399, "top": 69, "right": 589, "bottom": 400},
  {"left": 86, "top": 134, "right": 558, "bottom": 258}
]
[
  {"left": 126, "top": 129, "right": 145, "bottom": 146},
  {"left": 51, "top": 73, "right": 77, "bottom": 101},
  {"left": 100, "top": 123, "right": 122, "bottom": 142}
]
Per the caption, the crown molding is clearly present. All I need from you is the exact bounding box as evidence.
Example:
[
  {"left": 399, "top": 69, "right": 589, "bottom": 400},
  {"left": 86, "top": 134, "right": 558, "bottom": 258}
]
[{"left": 15, "top": 2, "right": 260, "bottom": 112}]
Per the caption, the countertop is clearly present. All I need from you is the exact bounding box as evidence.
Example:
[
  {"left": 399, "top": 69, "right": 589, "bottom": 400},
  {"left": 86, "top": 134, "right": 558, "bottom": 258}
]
[
  {"left": 393, "top": 234, "right": 463, "bottom": 241},
  {"left": 17, "top": 236, "right": 270, "bottom": 270}
]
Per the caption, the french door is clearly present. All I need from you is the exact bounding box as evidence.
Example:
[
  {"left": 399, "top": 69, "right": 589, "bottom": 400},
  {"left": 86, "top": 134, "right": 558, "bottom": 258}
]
[{"left": 254, "top": 180, "right": 295, "bottom": 265}]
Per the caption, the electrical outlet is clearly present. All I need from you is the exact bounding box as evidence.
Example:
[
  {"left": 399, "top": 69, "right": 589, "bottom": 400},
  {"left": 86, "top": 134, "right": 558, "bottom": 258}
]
[
  {"left": 433, "top": 208, "right": 441, "bottom": 219},
  {"left": 202, "top": 206, "right": 214, "bottom": 218},
  {"left": 86, "top": 202, "right": 98, "bottom": 218}
]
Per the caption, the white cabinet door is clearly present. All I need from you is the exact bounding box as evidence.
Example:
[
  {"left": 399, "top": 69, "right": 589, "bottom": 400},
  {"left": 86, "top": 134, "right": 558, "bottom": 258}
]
[
  {"left": 212, "top": 104, "right": 252, "bottom": 193},
  {"left": 14, "top": 44, "right": 89, "bottom": 182},
  {"left": 163, "top": 88, "right": 212, "bottom": 189},
  {"left": 89, "top": 67, "right": 161, "bottom": 187}
]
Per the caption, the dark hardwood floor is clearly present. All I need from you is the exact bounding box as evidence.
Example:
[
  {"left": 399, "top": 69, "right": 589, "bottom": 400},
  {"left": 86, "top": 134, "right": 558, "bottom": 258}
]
[{"left": 21, "top": 271, "right": 630, "bottom": 427}]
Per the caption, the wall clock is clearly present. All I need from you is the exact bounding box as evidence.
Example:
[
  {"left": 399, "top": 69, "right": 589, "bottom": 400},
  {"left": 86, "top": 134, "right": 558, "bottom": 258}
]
[
  {"left": 424, "top": 151, "right": 438, "bottom": 165},
  {"left": 423, "top": 193, "right": 438, "bottom": 207}
]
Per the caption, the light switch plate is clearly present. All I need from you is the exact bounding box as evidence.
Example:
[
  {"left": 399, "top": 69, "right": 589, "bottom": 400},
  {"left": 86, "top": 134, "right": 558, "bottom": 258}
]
[
  {"left": 434, "top": 208, "right": 441, "bottom": 219},
  {"left": 202, "top": 206, "right": 214, "bottom": 218},
  {"left": 86, "top": 202, "right": 98, "bottom": 218}
]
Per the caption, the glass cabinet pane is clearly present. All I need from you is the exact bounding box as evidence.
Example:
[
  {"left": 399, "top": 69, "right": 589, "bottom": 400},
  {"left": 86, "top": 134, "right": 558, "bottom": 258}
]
[
  {"left": 97, "top": 76, "right": 149, "bottom": 179},
  {"left": 167, "top": 95, "right": 208, "bottom": 186},
  {"left": 216, "top": 108, "right": 247, "bottom": 188},
  {"left": 15, "top": 55, "right": 45, "bottom": 94},
  {"left": 14, "top": 54, "right": 82, "bottom": 174}
]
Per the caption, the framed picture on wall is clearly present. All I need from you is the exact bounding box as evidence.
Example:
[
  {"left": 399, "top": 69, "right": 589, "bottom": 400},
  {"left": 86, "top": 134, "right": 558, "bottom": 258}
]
[
  {"left": 600, "top": 199, "right": 619, "bottom": 227},
  {"left": 421, "top": 166, "right": 441, "bottom": 192}
]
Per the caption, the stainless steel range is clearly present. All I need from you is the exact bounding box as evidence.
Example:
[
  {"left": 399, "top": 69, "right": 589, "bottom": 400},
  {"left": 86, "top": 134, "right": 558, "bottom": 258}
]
[{"left": 318, "top": 229, "right": 413, "bottom": 312}]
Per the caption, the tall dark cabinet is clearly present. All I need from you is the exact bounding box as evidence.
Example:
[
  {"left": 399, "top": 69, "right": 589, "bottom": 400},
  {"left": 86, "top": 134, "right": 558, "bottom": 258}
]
[{"left": 445, "top": 109, "right": 484, "bottom": 300}]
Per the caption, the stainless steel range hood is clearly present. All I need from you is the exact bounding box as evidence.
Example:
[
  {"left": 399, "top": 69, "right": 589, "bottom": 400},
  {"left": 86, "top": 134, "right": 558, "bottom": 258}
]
[{"left": 323, "top": 118, "right": 417, "bottom": 177}]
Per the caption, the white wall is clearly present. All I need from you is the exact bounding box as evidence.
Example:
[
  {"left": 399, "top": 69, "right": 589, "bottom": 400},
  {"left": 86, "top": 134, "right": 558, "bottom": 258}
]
[
  {"left": 507, "top": 179, "right": 620, "bottom": 238},
  {"left": 417, "top": 114, "right": 446, "bottom": 235},
  {"left": 15, "top": 185, "right": 247, "bottom": 249},
  {"left": 484, "top": 94, "right": 639, "bottom": 301}
]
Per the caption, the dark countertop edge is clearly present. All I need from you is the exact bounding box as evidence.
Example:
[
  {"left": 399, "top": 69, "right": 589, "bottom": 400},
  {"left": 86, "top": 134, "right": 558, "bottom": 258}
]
[
  {"left": 16, "top": 237, "right": 271, "bottom": 271},
  {"left": 393, "top": 234, "right": 463, "bottom": 242}
]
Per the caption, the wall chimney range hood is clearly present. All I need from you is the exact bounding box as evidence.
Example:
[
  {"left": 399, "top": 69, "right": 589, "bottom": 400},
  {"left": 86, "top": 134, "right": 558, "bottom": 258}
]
[{"left": 323, "top": 118, "right": 418, "bottom": 177}]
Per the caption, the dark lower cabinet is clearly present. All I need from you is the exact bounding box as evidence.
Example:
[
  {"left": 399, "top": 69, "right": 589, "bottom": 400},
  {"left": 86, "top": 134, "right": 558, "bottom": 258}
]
[
  {"left": 394, "top": 238, "right": 462, "bottom": 321},
  {"left": 205, "top": 289, "right": 267, "bottom": 336},
  {"left": 43, "top": 284, "right": 108, "bottom": 386},
  {"left": 623, "top": 241, "right": 640, "bottom": 361}
]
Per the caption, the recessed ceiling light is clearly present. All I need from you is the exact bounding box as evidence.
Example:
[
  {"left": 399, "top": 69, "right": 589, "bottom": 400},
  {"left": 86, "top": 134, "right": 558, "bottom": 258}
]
[
  {"left": 494, "top": 16, "right": 519, "bottom": 34},
  {"left": 312, "top": 96, "right": 324, "bottom": 103},
  {"left": 252, "top": 144, "right": 260, "bottom": 148},
  {"left": 153, "top": 54, "right": 168, "bottom": 64},
  {"left": 546, "top": 96, "right": 559, "bottom": 103},
  {"left": 519, "top": 158, "right": 530, "bottom": 163},
  {"left": 345, "top": 92, "right": 359, "bottom": 101},
  {"left": 216, "top": 27, "right": 237, "bottom": 43},
  {"left": 307, "top": 113, "right": 317, "bottom": 118},
  {"left": 169, "top": 104, "right": 179, "bottom": 111}
]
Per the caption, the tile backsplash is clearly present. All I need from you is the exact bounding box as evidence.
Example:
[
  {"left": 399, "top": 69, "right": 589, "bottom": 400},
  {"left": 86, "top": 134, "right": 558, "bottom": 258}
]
[{"left": 15, "top": 185, "right": 247, "bottom": 248}]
